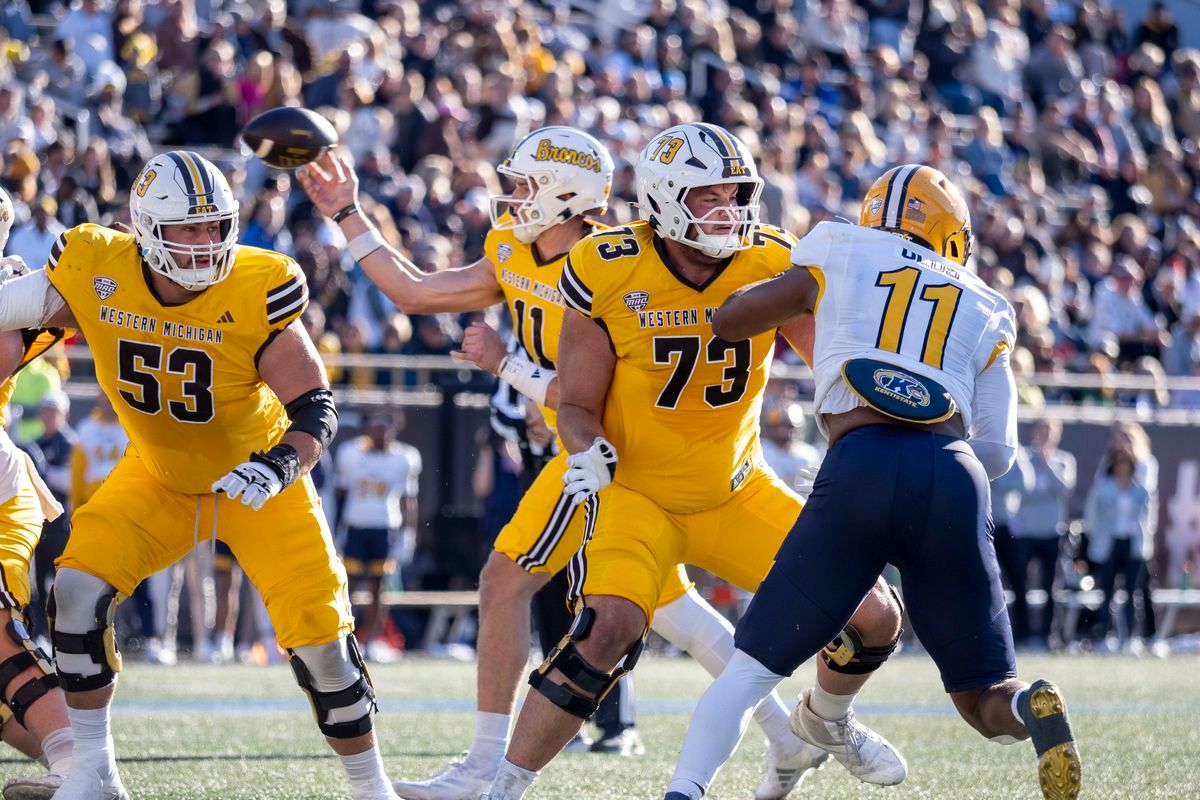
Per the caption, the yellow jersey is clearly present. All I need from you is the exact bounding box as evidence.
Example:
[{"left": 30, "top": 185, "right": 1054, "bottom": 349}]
[
  {"left": 0, "top": 329, "right": 68, "bottom": 415},
  {"left": 46, "top": 224, "right": 309, "bottom": 494},
  {"left": 558, "top": 222, "right": 797, "bottom": 514},
  {"left": 487, "top": 217, "right": 606, "bottom": 430}
]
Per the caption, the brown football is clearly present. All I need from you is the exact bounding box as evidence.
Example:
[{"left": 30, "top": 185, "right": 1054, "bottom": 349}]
[{"left": 241, "top": 107, "right": 338, "bottom": 169}]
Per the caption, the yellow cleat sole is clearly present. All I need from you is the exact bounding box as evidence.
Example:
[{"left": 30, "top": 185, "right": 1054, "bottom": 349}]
[{"left": 1030, "top": 685, "right": 1081, "bottom": 800}]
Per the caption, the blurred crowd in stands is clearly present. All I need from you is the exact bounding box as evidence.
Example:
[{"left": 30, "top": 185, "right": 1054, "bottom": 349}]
[
  {"left": 1, "top": 0, "right": 1200, "bottom": 406},
  {"left": 1, "top": 0, "right": 1198, "bottom": 660}
]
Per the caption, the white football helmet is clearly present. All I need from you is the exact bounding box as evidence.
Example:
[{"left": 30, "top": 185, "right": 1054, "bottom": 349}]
[
  {"left": 129, "top": 150, "right": 239, "bottom": 291},
  {"left": 636, "top": 123, "right": 764, "bottom": 259},
  {"left": 489, "top": 126, "right": 614, "bottom": 244},
  {"left": 0, "top": 186, "right": 13, "bottom": 253}
]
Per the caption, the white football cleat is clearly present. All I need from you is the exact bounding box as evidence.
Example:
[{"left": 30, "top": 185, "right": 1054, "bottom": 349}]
[
  {"left": 789, "top": 690, "right": 907, "bottom": 785},
  {"left": 754, "top": 735, "right": 831, "bottom": 799},
  {"left": 3, "top": 773, "right": 62, "bottom": 800},
  {"left": 393, "top": 758, "right": 492, "bottom": 800}
]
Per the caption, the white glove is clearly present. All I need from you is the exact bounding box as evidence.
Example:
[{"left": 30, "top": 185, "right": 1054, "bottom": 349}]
[
  {"left": 212, "top": 462, "right": 284, "bottom": 510},
  {"left": 563, "top": 436, "right": 617, "bottom": 506},
  {"left": 0, "top": 256, "right": 30, "bottom": 284},
  {"left": 795, "top": 463, "right": 821, "bottom": 500}
]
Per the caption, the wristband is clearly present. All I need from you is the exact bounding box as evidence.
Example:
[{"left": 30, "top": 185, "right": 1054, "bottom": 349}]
[
  {"left": 498, "top": 355, "right": 555, "bottom": 406},
  {"left": 332, "top": 202, "right": 361, "bottom": 222},
  {"left": 250, "top": 444, "right": 301, "bottom": 487},
  {"left": 348, "top": 228, "right": 387, "bottom": 261}
]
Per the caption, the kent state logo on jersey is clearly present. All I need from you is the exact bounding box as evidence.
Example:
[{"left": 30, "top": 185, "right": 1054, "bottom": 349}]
[
  {"left": 873, "top": 368, "right": 931, "bottom": 409},
  {"left": 93, "top": 276, "right": 118, "bottom": 301},
  {"left": 623, "top": 290, "right": 650, "bottom": 313}
]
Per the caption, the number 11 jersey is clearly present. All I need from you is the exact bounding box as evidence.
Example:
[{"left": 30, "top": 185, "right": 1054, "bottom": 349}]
[
  {"left": 46, "top": 223, "right": 307, "bottom": 493},
  {"left": 559, "top": 221, "right": 797, "bottom": 515}
]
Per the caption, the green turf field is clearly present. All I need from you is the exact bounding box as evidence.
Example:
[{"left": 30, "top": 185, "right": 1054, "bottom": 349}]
[{"left": 2, "top": 652, "right": 1195, "bottom": 799}]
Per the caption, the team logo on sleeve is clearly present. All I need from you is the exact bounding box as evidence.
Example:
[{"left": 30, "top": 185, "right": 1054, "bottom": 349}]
[
  {"left": 93, "top": 277, "right": 118, "bottom": 300},
  {"left": 497, "top": 243, "right": 513, "bottom": 263},
  {"left": 623, "top": 291, "right": 650, "bottom": 312}
]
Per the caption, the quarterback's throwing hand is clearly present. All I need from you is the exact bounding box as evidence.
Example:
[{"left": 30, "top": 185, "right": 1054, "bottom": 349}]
[
  {"left": 213, "top": 462, "right": 284, "bottom": 511},
  {"left": 563, "top": 437, "right": 617, "bottom": 505},
  {"left": 0, "top": 255, "right": 29, "bottom": 284}
]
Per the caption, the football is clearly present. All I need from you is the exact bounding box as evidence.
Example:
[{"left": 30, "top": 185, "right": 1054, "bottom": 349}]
[{"left": 240, "top": 106, "right": 338, "bottom": 169}]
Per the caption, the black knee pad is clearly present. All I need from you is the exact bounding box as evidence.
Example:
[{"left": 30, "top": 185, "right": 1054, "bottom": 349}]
[
  {"left": 820, "top": 620, "right": 902, "bottom": 675},
  {"left": 289, "top": 636, "right": 377, "bottom": 739},
  {"left": 49, "top": 586, "right": 122, "bottom": 692},
  {"left": 0, "top": 609, "right": 61, "bottom": 726},
  {"left": 528, "top": 606, "right": 645, "bottom": 720}
]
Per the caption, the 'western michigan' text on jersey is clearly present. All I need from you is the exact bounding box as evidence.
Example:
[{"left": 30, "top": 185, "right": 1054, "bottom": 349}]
[
  {"left": 793, "top": 221, "right": 1016, "bottom": 433},
  {"left": 46, "top": 224, "right": 308, "bottom": 494},
  {"left": 487, "top": 217, "right": 606, "bottom": 430},
  {"left": 559, "top": 221, "right": 797, "bottom": 514}
]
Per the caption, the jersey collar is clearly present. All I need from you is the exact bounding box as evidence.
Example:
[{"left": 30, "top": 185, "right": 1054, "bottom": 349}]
[{"left": 651, "top": 233, "right": 733, "bottom": 293}]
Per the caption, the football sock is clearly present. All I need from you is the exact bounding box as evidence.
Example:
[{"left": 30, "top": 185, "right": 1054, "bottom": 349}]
[
  {"left": 41, "top": 726, "right": 74, "bottom": 774},
  {"left": 807, "top": 684, "right": 857, "bottom": 722},
  {"left": 489, "top": 759, "right": 538, "bottom": 800},
  {"left": 66, "top": 706, "right": 117, "bottom": 783},
  {"left": 653, "top": 590, "right": 793, "bottom": 747},
  {"left": 466, "top": 711, "right": 510, "bottom": 770},
  {"left": 670, "top": 650, "right": 784, "bottom": 795},
  {"left": 341, "top": 745, "right": 396, "bottom": 800},
  {"left": 1011, "top": 688, "right": 1026, "bottom": 727},
  {"left": 663, "top": 778, "right": 705, "bottom": 799}
]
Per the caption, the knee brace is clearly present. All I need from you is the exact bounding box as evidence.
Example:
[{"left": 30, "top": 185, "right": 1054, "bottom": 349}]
[
  {"left": 49, "top": 571, "right": 122, "bottom": 693},
  {"left": 289, "top": 636, "right": 377, "bottom": 739},
  {"left": 0, "top": 609, "right": 60, "bottom": 726},
  {"left": 528, "top": 606, "right": 645, "bottom": 720},
  {"left": 821, "top": 583, "right": 904, "bottom": 675}
]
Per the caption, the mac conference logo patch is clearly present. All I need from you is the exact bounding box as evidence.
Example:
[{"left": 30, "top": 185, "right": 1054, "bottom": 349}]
[
  {"left": 93, "top": 276, "right": 118, "bottom": 300},
  {"left": 496, "top": 243, "right": 513, "bottom": 263},
  {"left": 623, "top": 290, "right": 649, "bottom": 312}
]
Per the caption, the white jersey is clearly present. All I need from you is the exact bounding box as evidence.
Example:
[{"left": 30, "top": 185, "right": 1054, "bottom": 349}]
[
  {"left": 793, "top": 222, "right": 1015, "bottom": 434},
  {"left": 75, "top": 416, "right": 128, "bottom": 488},
  {"left": 334, "top": 437, "right": 421, "bottom": 530}
]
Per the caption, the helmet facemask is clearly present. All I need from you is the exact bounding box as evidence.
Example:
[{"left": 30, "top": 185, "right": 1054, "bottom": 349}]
[
  {"left": 133, "top": 211, "right": 239, "bottom": 291},
  {"left": 647, "top": 178, "right": 763, "bottom": 259}
]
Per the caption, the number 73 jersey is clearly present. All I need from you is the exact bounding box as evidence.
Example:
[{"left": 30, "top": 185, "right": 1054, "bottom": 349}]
[
  {"left": 794, "top": 221, "right": 1015, "bottom": 432},
  {"left": 559, "top": 221, "right": 796, "bottom": 515},
  {"left": 46, "top": 224, "right": 307, "bottom": 494}
]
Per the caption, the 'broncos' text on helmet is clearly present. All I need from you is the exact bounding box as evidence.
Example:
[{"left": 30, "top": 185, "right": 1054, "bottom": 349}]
[
  {"left": 129, "top": 150, "right": 240, "bottom": 291},
  {"left": 489, "top": 126, "right": 614, "bottom": 244}
]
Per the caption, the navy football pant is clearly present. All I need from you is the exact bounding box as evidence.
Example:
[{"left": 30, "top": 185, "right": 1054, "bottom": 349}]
[{"left": 736, "top": 424, "right": 1017, "bottom": 693}]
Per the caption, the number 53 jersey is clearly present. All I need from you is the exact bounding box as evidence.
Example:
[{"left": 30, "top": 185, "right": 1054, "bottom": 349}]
[
  {"left": 46, "top": 223, "right": 307, "bottom": 494},
  {"left": 559, "top": 221, "right": 797, "bottom": 514}
]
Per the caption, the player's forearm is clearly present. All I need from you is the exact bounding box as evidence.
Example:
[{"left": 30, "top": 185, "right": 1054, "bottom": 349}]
[
  {"left": 280, "top": 430, "right": 321, "bottom": 477},
  {"left": 558, "top": 402, "right": 605, "bottom": 454}
]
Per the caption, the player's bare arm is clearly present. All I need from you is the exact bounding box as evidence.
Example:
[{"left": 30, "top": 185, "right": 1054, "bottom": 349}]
[
  {"left": 712, "top": 266, "right": 820, "bottom": 342},
  {"left": 453, "top": 321, "right": 561, "bottom": 409},
  {"left": 298, "top": 149, "right": 504, "bottom": 314},
  {"left": 257, "top": 319, "right": 333, "bottom": 475},
  {"left": 556, "top": 309, "right": 615, "bottom": 454},
  {"left": 779, "top": 313, "right": 816, "bottom": 366}
]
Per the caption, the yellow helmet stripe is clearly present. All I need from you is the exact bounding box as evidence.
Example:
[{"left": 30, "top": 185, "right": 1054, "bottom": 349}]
[{"left": 883, "top": 164, "right": 920, "bottom": 228}]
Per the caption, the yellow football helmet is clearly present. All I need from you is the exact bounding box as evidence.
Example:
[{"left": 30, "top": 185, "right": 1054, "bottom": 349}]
[{"left": 859, "top": 165, "right": 974, "bottom": 266}]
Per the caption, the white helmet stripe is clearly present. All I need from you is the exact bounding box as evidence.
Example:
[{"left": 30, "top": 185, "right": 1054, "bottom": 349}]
[{"left": 884, "top": 164, "right": 920, "bottom": 229}]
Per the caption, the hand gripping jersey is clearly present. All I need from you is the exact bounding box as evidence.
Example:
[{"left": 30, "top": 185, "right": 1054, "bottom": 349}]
[
  {"left": 559, "top": 221, "right": 798, "bottom": 514},
  {"left": 46, "top": 223, "right": 308, "bottom": 494},
  {"left": 487, "top": 217, "right": 606, "bottom": 431},
  {"left": 334, "top": 436, "right": 421, "bottom": 530},
  {"left": 792, "top": 221, "right": 1015, "bottom": 434}
]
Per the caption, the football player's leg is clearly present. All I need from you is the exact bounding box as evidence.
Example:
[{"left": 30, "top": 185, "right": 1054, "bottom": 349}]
[
  {"left": 225, "top": 477, "right": 396, "bottom": 800},
  {"left": 488, "top": 487, "right": 676, "bottom": 800},
  {"left": 903, "top": 439, "right": 1079, "bottom": 799},
  {"left": 393, "top": 457, "right": 577, "bottom": 797},
  {"left": 667, "top": 459, "right": 893, "bottom": 799},
  {"left": 211, "top": 542, "right": 241, "bottom": 664},
  {"left": 51, "top": 457, "right": 192, "bottom": 800}
]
